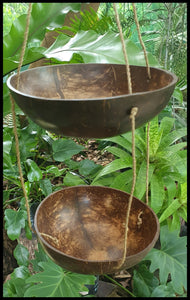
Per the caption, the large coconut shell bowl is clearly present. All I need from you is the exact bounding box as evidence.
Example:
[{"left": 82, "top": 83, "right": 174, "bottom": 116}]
[
  {"left": 7, "top": 63, "right": 177, "bottom": 138},
  {"left": 34, "top": 186, "right": 160, "bottom": 275}
]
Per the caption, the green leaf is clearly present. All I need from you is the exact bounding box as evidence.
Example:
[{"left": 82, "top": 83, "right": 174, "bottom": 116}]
[
  {"left": 11, "top": 265, "right": 31, "bottom": 280},
  {"left": 167, "top": 210, "right": 182, "bottom": 232},
  {"left": 133, "top": 263, "right": 159, "bottom": 297},
  {"left": 78, "top": 159, "right": 102, "bottom": 177},
  {"left": 151, "top": 282, "right": 176, "bottom": 297},
  {"left": 24, "top": 220, "right": 33, "bottom": 240},
  {"left": 4, "top": 209, "right": 27, "bottom": 240},
  {"left": 3, "top": 278, "right": 32, "bottom": 298},
  {"left": 39, "top": 178, "right": 52, "bottom": 197},
  {"left": 25, "top": 259, "right": 96, "bottom": 297},
  {"left": 3, "top": 131, "right": 12, "bottom": 154},
  {"left": 105, "top": 146, "right": 132, "bottom": 160},
  {"left": 150, "top": 173, "right": 165, "bottom": 214},
  {"left": 159, "top": 199, "right": 181, "bottom": 223},
  {"left": 110, "top": 169, "right": 133, "bottom": 191},
  {"left": 91, "top": 158, "right": 132, "bottom": 185},
  {"left": 104, "top": 135, "right": 132, "bottom": 153},
  {"left": 63, "top": 172, "right": 86, "bottom": 186},
  {"left": 3, "top": 3, "right": 81, "bottom": 75},
  {"left": 159, "top": 127, "right": 187, "bottom": 150},
  {"left": 134, "top": 161, "right": 155, "bottom": 200},
  {"left": 166, "top": 153, "right": 187, "bottom": 181},
  {"left": 172, "top": 86, "right": 183, "bottom": 103},
  {"left": 13, "top": 243, "right": 29, "bottom": 267},
  {"left": 45, "top": 165, "right": 66, "bottom": 177},
  {"left": 148, "top": 116, "right": 163, "bottom": 156},
  {"left": 158, "top": 117, "right": 175, "bottom": 138},
  {"left": 143, "top": 225, "right": 187, "bottom": 295},
  {"left": 44, "top": 30, "right": 159, "bottom": 66},
  {"left": 158, "top": 142, "right": 187, "bottom": 159},
  {"left": 26, "top": 159, "right": 43, "bottom": 182},
  {"left": 180, "top": 182, "right": 187, "bottom": 204},
  {"left": 4, "top": 266, "right": 32, "bottom": 297},
  {"left": 163, "top": 176, "right": 177, "bottom": 201},
  {"left": 31, "top": 243, "right": 51, "bottom": 272},
  {"left": 52, "top": 139, "right": 84, "bottom": 162}
]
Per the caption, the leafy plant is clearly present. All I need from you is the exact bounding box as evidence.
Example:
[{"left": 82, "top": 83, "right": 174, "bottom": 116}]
[
  {"left": 59, "top": 6, "right": 113, "bottom": 35},
  {"left": 3, "top": 3, "right": 187, "bottom": 297},
  {"left": 3, "top": 243, "right": 96, "bottom": 297},
  {"left": 92, "top": 116, "right": 187, "bottom": 231},
  {"left": 142, "top": 225, "right": 187, "bottom": 296}
]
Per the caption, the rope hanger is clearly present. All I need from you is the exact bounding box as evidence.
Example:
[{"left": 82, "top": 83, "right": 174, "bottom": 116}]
[{"left": 10, "top": 2, "right": 151, "bottom": 269}]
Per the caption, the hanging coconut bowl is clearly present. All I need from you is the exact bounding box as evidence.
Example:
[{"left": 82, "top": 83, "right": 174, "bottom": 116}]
[
  {"left": 34, "top": 186, "right": 160, "bottom": 275},
  {"left": 7, "top": 63, "right": 177, "bottom": 138}
]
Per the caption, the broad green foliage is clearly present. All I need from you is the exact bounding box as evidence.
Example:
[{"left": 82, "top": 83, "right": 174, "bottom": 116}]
[
  {"left": 3, "top": 3, "right": 82, "bottom": 75},
  {"left": 3, "top": 244, "right": 96, "bottom": 298},
  {"left": 143, "top": 225, "right": 187, "bottom": 295},
  {"left": 13, "top": 244, "right": 29, "bottom": 267},
  {"left": 159, "top": 181, "right": 187, "bottom": 231},
  {"left": 52, "top": 139, "right": 84, "bottom": 162},
  {"left": 60, "top": 6, "right": 113, "bottom": 35},
  {"left": 133, "top": 263, "right": 178, "bottom": 297},
  {"left": 3, "top": 3, "right": 29, "bottom": 36},
  {"left": 93, "top": 116, "right": 187, "bottom": 226},
  {"left": 26, "top": 159, "right": 43, "bottom": 182},
  {"left": 3, "top": 3, "right": 186, "bottom": 298},
  {"left": 150, "top": 283, "right": 176, "bottom": 297},
  {"left": 4, "top": 209, "right": 27, "bottom": 240},
  {"left": 63, "top": 172, "right": 86, "bottom": 186},
  {"left": 133, "top": 263, "right": 159, "bottom": 297},
  {"left": 3, "top": 266, "right": 32, "bottom": 297},
  {"left": 25, "top": 260, "right": 96, "bottom": 297},
  {"left": 44, "top": 30, "right": 159, "bottom": 66},
  {"left": 3, "top": 3, "right": 159, "bottom": 77}
]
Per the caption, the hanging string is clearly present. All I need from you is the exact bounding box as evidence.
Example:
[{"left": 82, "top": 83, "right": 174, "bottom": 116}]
[
  {"left": 113, "top": 3, "right": 139, "bottom": 269},
  {"left": 119, "top": 107, "right": 138, "bottom": 268},
  {"left": 10, "top": 3, "right": 34, "bottom": 233},
  {"left": 132, "top": 3, "right": 151, "bottom": 80},
  {"left": 16, "top": 3, "right": 32, "bottom": 89},
  {"left": 132, "top": 3, "right": 151, "bottom": 205},
  {"left": 146, "top": 122, "right": 150, "bottom": 205},
  {"left": 113, "top": 3, "right": 132, "bottom": 94}
]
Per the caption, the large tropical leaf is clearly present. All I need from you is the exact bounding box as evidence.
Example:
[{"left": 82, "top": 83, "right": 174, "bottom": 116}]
[
  {"left": 25, "top": 259, "right": 96, "bottom": 297},
  {"left": 3, "top": 3, "right": 81, "bottom": 75},
  {"left": 44, "top": 30, "right": 159, "bottom": 66},
  {"left": 133, "top": 263, "right": 159, "bottom": 297},
  {"left": 143, "top": 225, "right": 187, "bottom": 295}
]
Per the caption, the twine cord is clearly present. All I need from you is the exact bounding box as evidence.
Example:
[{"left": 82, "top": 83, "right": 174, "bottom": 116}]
[
  {"left": 118, "top": 107, "right": 138, "bottom": 268},
  {"left": 16, "top": 3, "right": 32, "bottom": 89},
  {"left": 10, "top": 3, "right": 34, "bottom": 233},
  {"left": 146, "top": 122, "right": 150, "bottom": 205},
  {"left": 113, "top": 3, "right": 132, "bottom": 94},
  {"left": 132, "top": 3, "right": 151, "bottom": 80},
  {"left": 113, "top": 3, "right": 151, "bottom": 269}
]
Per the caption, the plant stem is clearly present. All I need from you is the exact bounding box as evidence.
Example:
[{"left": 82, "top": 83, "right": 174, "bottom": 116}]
[{"left": 103, "top": 274, "right": 136, "bottom": 297}]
